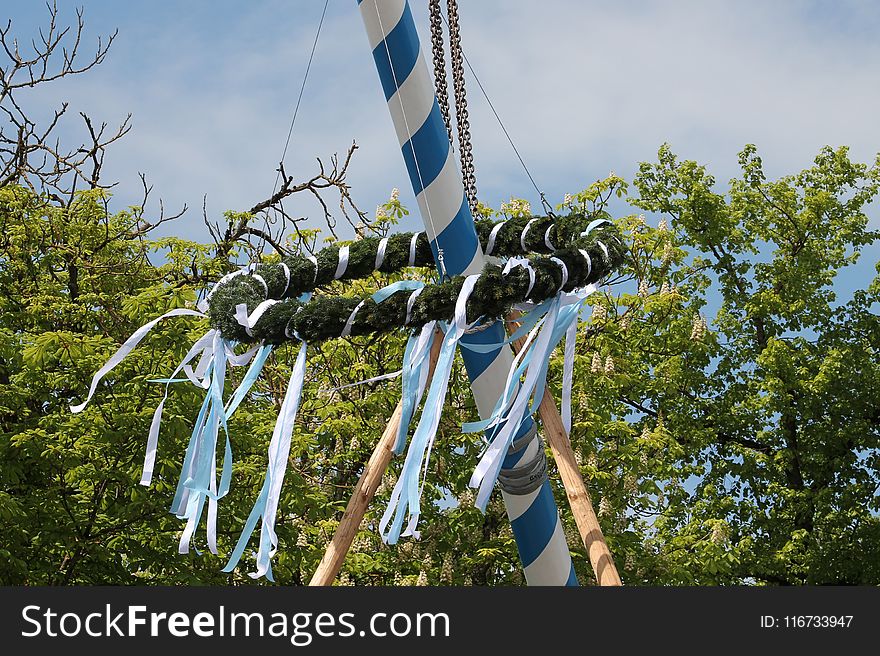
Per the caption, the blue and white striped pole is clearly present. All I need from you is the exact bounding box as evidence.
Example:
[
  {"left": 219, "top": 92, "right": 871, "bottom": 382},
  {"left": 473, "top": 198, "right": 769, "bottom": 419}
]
[{"left": 358, "top": 0, "right": 576, "bottom": 586}]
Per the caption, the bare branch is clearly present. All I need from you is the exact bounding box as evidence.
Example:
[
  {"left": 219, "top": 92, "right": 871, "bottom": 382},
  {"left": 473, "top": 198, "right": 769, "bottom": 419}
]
[{"left": 0, "top": 1, "right": 122, "bottom": 197}]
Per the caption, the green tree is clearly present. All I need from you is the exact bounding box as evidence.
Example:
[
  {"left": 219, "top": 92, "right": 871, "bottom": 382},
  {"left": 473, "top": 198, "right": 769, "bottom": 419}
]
[{"left": 567, "top": 144, "right": 880, "bottom": 584}]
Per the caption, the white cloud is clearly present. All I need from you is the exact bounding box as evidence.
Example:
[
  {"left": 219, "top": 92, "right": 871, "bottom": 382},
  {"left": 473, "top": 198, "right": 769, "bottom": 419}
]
[{"left": 9, "top": 0, "right": 880, "bottom": 241}]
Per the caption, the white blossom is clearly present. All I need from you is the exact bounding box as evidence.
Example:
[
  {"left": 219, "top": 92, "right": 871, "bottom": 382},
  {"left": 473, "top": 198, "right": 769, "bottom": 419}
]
[
  {"left": 658, "top": 218, "right": 669, "bottom": 232},
  {"left": 604, "top": 355, "right": 615, "bottom": 374},
  {"left": 591, "top": 352, "right": 603, "bottom": 374},
  {"left": 441, "top": 554, "right": 454, "bottom": 583},
  {"left": 711, "top": 522, "right": 729, "bottom": 545},
  {"left": 390, "top": 187, "right": 400, "bottom": 201},
  {"left": 638, "top": 279, "right": 649, "bottom": 298},
  {"left": 500, "top": 197, "right": 531, "bottom": 217},
  {"left": 378, "top": 473, "right": 394, "bottom": 495}
]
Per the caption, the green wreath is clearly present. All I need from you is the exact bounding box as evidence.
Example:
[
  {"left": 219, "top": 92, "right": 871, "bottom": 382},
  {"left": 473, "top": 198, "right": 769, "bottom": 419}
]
[{"left": 206, "top": 214, "right": 626, "bottom": 344}]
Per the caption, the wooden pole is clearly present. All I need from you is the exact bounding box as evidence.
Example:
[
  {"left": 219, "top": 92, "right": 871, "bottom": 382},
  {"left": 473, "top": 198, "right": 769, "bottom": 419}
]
[
  {"left": 309, "top": 328, "right": 443, "bottom": 586},
  {"left": 507, "top": 312, "right": 623, "bottom": 586}
]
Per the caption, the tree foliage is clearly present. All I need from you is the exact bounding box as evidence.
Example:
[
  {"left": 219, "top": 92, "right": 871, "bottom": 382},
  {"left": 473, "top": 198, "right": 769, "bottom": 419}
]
[{"left": 573, "top": 144, "right": 880, "bottom": 584}]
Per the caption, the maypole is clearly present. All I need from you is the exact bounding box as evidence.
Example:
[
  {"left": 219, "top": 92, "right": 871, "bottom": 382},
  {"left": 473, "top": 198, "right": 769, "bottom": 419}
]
[{"left": 358, "top": 0, "right": 576, "bottom": 585}]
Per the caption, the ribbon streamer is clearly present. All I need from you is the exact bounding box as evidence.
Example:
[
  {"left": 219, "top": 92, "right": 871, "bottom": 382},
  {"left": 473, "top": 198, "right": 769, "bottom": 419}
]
[
  {"left": 223, "top": 341, "right": 308, "bottom": 581},
  {"left": 176, "top": 331, "right": 230, "bottom": 555},
  {"left": 379, "top": 275, "right": 481, "bottom": 544},
  {"left": 70, "top": 308, "right": 206, "bottom": 413},
  {"left": 141, "top": 329, "right": 216, "bottom": 486},
  {"left": 467, "top": 289, "right": 591, "bottom": 511}
]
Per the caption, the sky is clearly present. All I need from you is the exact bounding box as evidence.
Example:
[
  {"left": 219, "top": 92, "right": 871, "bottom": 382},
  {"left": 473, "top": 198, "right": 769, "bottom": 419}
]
[{"left": 6, "top": 0, "right": 880, "bottom": 289}]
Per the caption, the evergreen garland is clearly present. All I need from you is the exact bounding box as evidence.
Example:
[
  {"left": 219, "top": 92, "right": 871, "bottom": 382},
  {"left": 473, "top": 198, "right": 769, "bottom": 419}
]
[{"left": 206, "top": 215, "right": 626, "bottom": 344}]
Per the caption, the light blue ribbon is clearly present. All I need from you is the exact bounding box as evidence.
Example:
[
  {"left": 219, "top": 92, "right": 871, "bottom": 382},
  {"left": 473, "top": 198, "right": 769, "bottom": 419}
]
[
  {"left": 225, "top": 344, "right": 273, "bottom": 417},
  {"left": 456, "top": 298, "right": 555, "bottom": 355},
  {"left": 223, "top": 341, "right": 307, "bottom": 581},
  {"left": 367, "top": 280, "right": 434, "bottom": 454},
  {"left": 379, "top": 275, "right": 480, "bottom": 544},
  {"left": 176, "top": 332, "right": 229, "bottom": 554},
  {"left": 466, "top": 291, "right": 589, "bottom": 512},
  {"left": 370, "top": 279, "right": 425, "bottom": 304},
  {"left": 394, "top": 321, "right": 437, "bottom": 453}
]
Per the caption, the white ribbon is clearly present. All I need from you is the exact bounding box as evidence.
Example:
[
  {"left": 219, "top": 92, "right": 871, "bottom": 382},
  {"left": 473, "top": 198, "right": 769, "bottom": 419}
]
[
  {"left": 279, "top": 262, "right": 291, "bottom": 297},
  {"left": 467, "top": 287, "right": 594, "bottom": 510},
  {"left": 469, "top": 296, "right": 562, "bottom": 510},
  {"left": 405, "top": 287, "right": 424, "bottom": 325},
  {"left": 579, "top": 248, "right": 592, "bottom": 278},
  {"left": 249, "top": 341, "right": 308, "bottom": 579},
  {"left": 520, "top": 217, "right": 539, "bottom": 252},
  {"left": 380, "top": 276, "right": 480, "bottom": 543},
  {"left": 334, "top": 245, "right": 350, "bottom": 280},
  {"left": 184, "top": 344, "right": 213, "bottom": 389},
  {"left": 579, "top": 218, "right": 611, "bottom": 238},
  {"left": 503, "top": 256, "right": 536, "bottom": 300},
  {"left": 71, "top": 308, "right": 206, "bottom": 413},
  {"left": 140, "top": 329, "right": 216, "bottom": 486},
  {"left": 224, "top": 342, "right": 262, "bottom": 367},
  {"left": 408, "top": 233, "right": 419, "bottom": 266},
  {"left": 341, "top": 300, "right": 365, "bottom": 338},
  {"left": 597, "top": 240, "right": 610, "bottom": 263},
  {"left": 375, "top": 237, "right": 389, "bottom": 270},
  {"left": 234, "top": 300, "right": 279, "bottom": 336},
  {"left": 550, "top": 256, "right": 569, "bottom": 291},
  {"left": 306, "top": 254, "right": 318, "bottom": 284},
  {"left": 394, "top": 320, "right": 438, "bottom": 453},
  {"left": 198, "top": 268, "right": 247, "bottom": 312},
  {"left": 486, "top": 221, "right": 506, "bottom": 256},
  {"left": 178, "top": 331, "right": 228, "bottom": 555},
  {"left": 544, "top": 224, "right": 556, "bottom": 251}
]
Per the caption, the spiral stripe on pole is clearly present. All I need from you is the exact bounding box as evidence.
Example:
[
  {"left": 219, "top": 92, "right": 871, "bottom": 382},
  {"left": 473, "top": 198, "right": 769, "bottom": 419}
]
[{"left": 358, "top": 0, "right": 576, "bottom": 586}]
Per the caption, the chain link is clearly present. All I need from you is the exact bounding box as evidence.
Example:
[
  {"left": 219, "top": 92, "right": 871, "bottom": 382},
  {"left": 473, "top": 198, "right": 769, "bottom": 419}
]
[
  {"left": 446, "top": 0, "right": 478, "bottom": 216},
  {"left": 429, "top": 0, "right": 454, "bottom": 146},
  {"left": 429, "top": 0, "right": 479, "bottom": 216}
]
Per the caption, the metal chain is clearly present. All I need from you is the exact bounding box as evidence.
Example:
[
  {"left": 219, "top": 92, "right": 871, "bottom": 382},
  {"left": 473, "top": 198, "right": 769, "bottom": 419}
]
[
  {"left": 429, "top": 0, "right": 454, "bottom": 145},
  {"left": 446, "top": 0, "right": 478, "bottom": 215}
]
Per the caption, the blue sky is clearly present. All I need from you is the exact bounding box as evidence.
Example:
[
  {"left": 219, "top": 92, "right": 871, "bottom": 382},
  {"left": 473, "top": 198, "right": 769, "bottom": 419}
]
[{"left": 6, "top": 0, "right": 880, "bottom": 293}]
